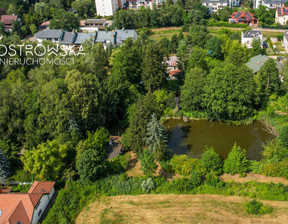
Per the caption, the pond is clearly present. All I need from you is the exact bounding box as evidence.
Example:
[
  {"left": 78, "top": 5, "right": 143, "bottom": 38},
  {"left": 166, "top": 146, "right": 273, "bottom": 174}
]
[{"left": 164, "top": 119, "right": 275, "bottom": 160}]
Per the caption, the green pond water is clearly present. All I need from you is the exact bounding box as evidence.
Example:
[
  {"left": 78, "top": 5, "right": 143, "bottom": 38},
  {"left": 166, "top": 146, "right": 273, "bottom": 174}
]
[{"left": 164, "top": 119, "right": 275, "bottom": 160}]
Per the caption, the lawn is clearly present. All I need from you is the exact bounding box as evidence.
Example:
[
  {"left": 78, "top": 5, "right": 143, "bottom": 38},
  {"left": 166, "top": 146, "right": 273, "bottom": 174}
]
[
  {"left": 76, "top": 194, "right": 288, "bottom": 224},
  {"left": 150, "top": 27, "right": 184, "bottom": 40}
]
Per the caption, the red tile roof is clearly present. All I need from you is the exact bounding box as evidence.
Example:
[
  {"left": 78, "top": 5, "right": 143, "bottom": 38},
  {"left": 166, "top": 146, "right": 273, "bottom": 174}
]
[
  {"left": 0, "top": 181, "right": 55, "bottom": 224},
  {"left": 277, "top": 7, "right": 288, "bottom": 16},
  {"left": 231, "top": 11, "right": 256, "bottom": 23},
  {"left": 168, "top": 70, "right": 181, "bottom": 76},
  {"left": 0, "top": 15, "right": 18, "bottom": 25}
]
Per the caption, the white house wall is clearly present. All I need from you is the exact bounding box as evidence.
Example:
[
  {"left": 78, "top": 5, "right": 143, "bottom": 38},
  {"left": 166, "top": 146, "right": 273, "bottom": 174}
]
[{"left": 31, "top": 195, "right": 50, "bottom": 224}]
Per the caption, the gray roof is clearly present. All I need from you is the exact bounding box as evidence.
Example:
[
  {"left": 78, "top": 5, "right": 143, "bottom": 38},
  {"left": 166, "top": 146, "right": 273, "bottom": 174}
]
[
  {"left": 263, "top": 0, "right": 286, "bottom": 4},
  {"left": 115, "top": 29, "right": 138, "bottom": 42},
  {"left": 35, "top": 29, "right": 63, "bottom": 39},
  {"left": 59, "top": 32, "right": 77, "bottom": 45},
  {"left": 74, "top": 33, "right": 96, "bottom": 44},
  {"left": 202, "top": 0, "right": 227, "bottom": 3},
  {"left": 246, "top": 54, "right": 283, "bottom": 73},
  {"left": 85, "top": 19, "right": 106, "bottom": 24},
  {"left": 96, "top": 31, "right": 116, "bottom": 45},
  {"left": 243, "top": 30, "right": 263, "bottom": 38}
]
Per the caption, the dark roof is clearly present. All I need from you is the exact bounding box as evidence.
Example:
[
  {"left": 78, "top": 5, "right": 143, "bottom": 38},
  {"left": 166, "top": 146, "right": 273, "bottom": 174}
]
[
  {"left": 231, "top": 11, "right": 256, "bottom": 22},
  {"left": 277, "top": 7, "right": 288, "bottom": 16},
  {"left": 263, "top": 0, "right": 286, "bottom": 4},
  {"left": 85, "top": 19, "right": 106, "bottom": 24},
  {"left": 74, "top": 33, "right": 96, "bottom": 44},
  {"left": 246, "top": 54, "right": 283, "bottom": 73},
  {"left": 35, "top": 29, "right": 63, "bottom": 39},
  {"left": 243, "top": 30, "right": 263, "bottom": 38},
  {"left": 59, "top": 32, "right": 77, "bottom": 45}
]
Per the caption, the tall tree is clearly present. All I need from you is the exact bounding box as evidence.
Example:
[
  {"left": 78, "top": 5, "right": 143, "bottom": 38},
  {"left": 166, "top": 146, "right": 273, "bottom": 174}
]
[
  {"left": 180, "top": 67, "right": 206, "bottom": 111},
  {"left": 207, "top": 37, "right": 222, "bottom": 59},
  {"left": 146, "top": 113, "right": 167, "bottom": 160},
  {"left": 141, "top": 42, "right": 165, "bottom": 92},
  {"left": 140, "top": 150, "right": 157, "bottom": 176},
  {"left": 123, "top": 92, "right": 161, "bottom": 154},
  {"left": 258, "top": 58, "right": 281, "bottom": 96},
  {"left": 204, "top": 63, "right": 257, "bottom": 120},
  {"left": 0, "top": 150, "right": 11, "bottom": 185}
]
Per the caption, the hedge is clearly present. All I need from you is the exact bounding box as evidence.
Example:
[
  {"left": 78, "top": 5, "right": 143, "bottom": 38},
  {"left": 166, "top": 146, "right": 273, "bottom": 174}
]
[{"left": 207, "top": 21, "right": 248, "bottom": 28}]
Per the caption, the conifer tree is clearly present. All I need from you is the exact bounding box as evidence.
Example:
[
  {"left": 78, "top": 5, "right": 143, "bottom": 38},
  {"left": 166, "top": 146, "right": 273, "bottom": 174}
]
[
  {"left": 145, "top": 113, "right": 167, "bottom": 159},
  {"left": 0, "top": 150, "right": 11, "bottom": 185}
]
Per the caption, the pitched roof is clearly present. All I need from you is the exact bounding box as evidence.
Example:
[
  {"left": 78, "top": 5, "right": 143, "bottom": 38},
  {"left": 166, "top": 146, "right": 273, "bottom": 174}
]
[
  {"left": 0, "top": 181, "right": 55, "bottom": 224},
  {"left": 35, "top": 29, "right": 63, "bottom": 39},
  {"left": 246, "top": 54, "right": 283, "bottom": 73},
  {"left": 115, "top": 29, "right": 138, "bottom": 41},
  {"left": 277, "top": 6, "right": 288, "bottom": 16},
  {"left": 0, "top": 194, "right": 34, "bottom": 224},
  {"left": 74, "top": 33, "right": 96, "bottom": 44},
  {"left": 168, "top": 70, "right": 181, "bottom": 76},
  {"left": 0, "top": 15, "right": 18, "bottom": 25},
  {"left": 263, "top": 0, "right": 286, "bottom": 4},
  {"left": 231, "top": 11, "right": 256, "bottom": 22},
  {"left": 59, "top": 32, "right": 77, "bottom": 45}
]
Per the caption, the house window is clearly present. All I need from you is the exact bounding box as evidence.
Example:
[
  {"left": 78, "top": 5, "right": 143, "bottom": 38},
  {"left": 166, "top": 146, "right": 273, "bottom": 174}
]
[
  {"left": 55, "top": 38, "right": 58, "bottom": 41},
  {"left": 35, "top": 200, "right": 41, "bottom": 210},
  {"left": 38, "top": 209, "right": 43, "bottom": 217}
]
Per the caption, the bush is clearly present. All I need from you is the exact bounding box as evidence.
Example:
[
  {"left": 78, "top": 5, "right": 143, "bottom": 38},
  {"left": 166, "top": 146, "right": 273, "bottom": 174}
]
[
  {"left": 276, "top": 35, "right": 283, "bottom": 41},
  {"left": 223, "top": 144, "right": 250, "bottom": 175},
  {"left": 262, "top": 160, "right": 288, "bottom": 178},
  {"left": 141, "top": 177, "right": 155, "bottom": 193},
  {"left": 170, "top": 155, "right": 203, "bottom": 176},
  {"left": 190, "top": 170, "right": 203, "bottom": 188},
  {"left": 205, "top": 171, "right": 225, "bottom": 188},
  {"left": 108, "top": 153, "right": 131, "bottom": 174},
  {"left": 140, "top": 150, "right": 157, "bottom": 176},
  {"left": 159, "top": 160, "right": 173, "bottom": 173},
  {"left": 279, "top": 125, "right": 288, "bottom": 148},
  {"left": 244, "top": 199, "right": 272, "bottom": 215},
  {"left": 207, "top": 21, "right": 248, "bottom": 28},
  {"left": 201, "top": 147, "right": 223, "bottom": 175}
]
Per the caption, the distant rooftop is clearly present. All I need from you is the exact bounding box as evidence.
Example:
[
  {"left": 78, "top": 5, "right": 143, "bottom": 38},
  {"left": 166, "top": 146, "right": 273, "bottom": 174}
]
[
  {"left": 243, "top": 30, "right": 263, "bottom": 38},
  {"left": 202, "top": 0, "right": 227, "bottom": 3},
  {"left": 263, "top": 0, "right": 286, "bottom": 4},
  {"left": 246, "top": 54, "right": 283, "bottom": 73},
  {"left": 35, "top": 29, "right": 63, "bottom": 39}
]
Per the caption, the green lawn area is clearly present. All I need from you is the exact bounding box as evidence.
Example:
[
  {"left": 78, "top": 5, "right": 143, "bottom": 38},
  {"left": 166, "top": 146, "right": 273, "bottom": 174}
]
[{"left": 150, "top": 27, "right": 184, "bottom": 40}]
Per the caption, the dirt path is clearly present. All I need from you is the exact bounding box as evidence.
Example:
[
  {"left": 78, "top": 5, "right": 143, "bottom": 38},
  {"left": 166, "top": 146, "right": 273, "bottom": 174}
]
[
  {"left": 76, "top": 194, "right": 288, "bottom": 224},
  {"left": 221, "top": 173, "right": 288, "bottom": 185}
]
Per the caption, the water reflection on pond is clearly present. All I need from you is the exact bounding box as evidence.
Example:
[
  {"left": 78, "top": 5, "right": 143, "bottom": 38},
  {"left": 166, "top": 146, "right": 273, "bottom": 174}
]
[{"left": 164, "top": 119, "right": 275, "bottom": 160}]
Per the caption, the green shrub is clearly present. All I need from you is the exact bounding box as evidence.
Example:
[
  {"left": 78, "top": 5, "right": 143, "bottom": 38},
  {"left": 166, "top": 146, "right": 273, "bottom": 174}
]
[
  {"left": 141, "top": 177, "right": 155, "bottom": 193},
  {"left": 201, "top": 147, "right": 223, "bottom": 175},
  {"left": 279, "top": 125, "right": 288, "bottom": 148},
  {"left": 108, "top": 153, "right": 131, "bottom": 174},
  {"left": 140, "top": 150, "right": 157, "bottom": 176},
  {"left": 207, "top": 21, "right": 248, "bottom": 28},
  {"left": 223, "top": 144, "right": 249, "bottom": 175},
  {"left": 262, "top": 160, "right": 288, "bottom": 178},
  {"left": 160, "top": 160, "right": 173, "bottom": 173},
  {"left": 276, "top": 35, "right": 283, "bottom": 41},
  {"left": 190, "top": 170, "right": 203, "bottom": 188},
  {"left": 244, "top": 199, "right": 273, "bottom": 215},
  {"left": 205, "top": 171, "right": 225, "bottom": 188},
  {"left": 170, "top": 155, "right": 202, "bottom": 176}
]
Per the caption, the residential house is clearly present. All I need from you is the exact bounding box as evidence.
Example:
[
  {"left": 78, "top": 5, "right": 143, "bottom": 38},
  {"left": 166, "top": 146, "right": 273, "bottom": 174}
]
[
  {"left": 34, "top": 29, "right": 64, "bottom": 44},
  {"left": 241, "top": 30, "right": 263, "bottom": 48},
  {"left": 0, "top": 181, "right": 55, "bottom": 224},
  {"left": 0, "top": 15, "right": 21, "bottom": 32},
  {"left": 275, "top": 6, "right": 288, "bottom": 25},
  {"left": 254, "top": 0, "right": 287, "bottom": 9},
  {"left": 34, "top": 29, "right": 138, "bottom": 49},
  {"left": 282, "top": 30, "right": 288, "bottom": 51},
  {"left": 127, "top": 0, "right": 154, "bottom": 9},
  {"left": 95, "top": 0, "right": 126, "bottom": 16},
  {"left": 246, "top": 54, "right": 283, "bottom": 73},
  {"left": 202, "top": 0, "right": 228, "bottom": 14},
  {"left": 230, "top": 11, "right": 257, "bottom": 24},
  {"left": 165, "top": 55, "right": 181, "bottom": 80},
  {"left": 79, "top": 19, "right": 106, "bottom": 33}
]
